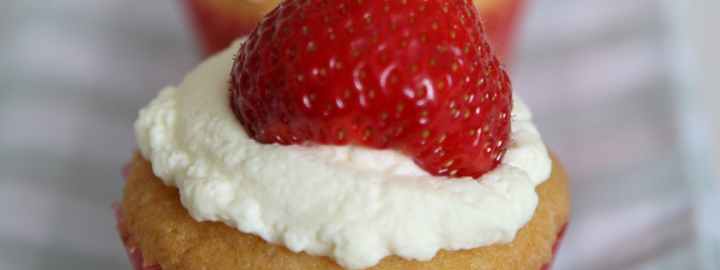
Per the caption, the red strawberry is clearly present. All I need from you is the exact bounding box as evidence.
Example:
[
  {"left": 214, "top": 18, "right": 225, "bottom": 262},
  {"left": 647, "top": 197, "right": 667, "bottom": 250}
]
[{"left": 230, "top": 0, "right": 512, "bottom": 178}]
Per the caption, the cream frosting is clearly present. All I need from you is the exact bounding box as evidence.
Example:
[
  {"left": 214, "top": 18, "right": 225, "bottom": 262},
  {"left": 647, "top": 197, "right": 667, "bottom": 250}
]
[{"left": 135, "top": 40, "right": 552, "bottom": 269}]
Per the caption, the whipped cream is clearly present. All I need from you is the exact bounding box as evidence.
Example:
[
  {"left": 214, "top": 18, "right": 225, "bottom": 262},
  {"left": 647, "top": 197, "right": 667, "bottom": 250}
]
[{"left": 135, "top": 40, "right": 552, "bottom": 269}]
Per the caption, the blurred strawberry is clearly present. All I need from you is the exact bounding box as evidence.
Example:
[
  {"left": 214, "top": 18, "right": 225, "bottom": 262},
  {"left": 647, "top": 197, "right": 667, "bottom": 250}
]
[
  {"left": 474, "top": 0, "right": 525, "bottom": 59},
  {"left": 184, "top": 0, "right": 524, "bottom": 59}
]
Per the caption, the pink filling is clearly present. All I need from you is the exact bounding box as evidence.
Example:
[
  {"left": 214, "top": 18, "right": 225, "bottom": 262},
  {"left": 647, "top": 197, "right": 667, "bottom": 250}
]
[
  {"left": 122, "top": 162, "right": 132, "bottom": 179},
  {"left": 540, "top": 223, "right": 569, "bottom": 270},
  {"left": 114, "top": 205, "right": 162, "bottom": 270}
]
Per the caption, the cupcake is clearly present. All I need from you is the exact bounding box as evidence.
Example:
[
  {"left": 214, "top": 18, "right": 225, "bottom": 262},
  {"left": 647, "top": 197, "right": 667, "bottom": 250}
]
[
  {"left": 118, "top": 1, "right": 570, "bottom": 270},
  {"left": 184, "top": 0, "right": 525, "bottom": 58}
]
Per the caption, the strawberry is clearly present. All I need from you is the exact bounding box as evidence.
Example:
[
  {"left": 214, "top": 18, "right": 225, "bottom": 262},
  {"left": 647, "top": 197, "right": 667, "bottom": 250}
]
[{"left": 230, "top": 0, "right": 512, "bottom": 178}]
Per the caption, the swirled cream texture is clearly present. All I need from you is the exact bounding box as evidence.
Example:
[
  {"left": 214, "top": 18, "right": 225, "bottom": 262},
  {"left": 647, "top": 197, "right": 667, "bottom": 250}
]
[{"left": 135, "top": 40, "right": 552, "bottom": 269}]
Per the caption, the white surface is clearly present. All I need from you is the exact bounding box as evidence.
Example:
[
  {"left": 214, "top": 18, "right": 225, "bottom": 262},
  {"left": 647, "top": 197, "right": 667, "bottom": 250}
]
[
  {"left": 664, "top": 0, "right": 720, "bottom": 269},
  {"left": 135, "top": 41, "right": 551, "bottom": 269},
  {"left": 0, "top": 0, "right": 716, "bottom": 269}
]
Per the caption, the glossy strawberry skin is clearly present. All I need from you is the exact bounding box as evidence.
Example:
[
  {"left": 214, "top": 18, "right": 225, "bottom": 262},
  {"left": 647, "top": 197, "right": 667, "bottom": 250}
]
[{"left": 230, "top": 0, "right": 512, "bottom": 178}]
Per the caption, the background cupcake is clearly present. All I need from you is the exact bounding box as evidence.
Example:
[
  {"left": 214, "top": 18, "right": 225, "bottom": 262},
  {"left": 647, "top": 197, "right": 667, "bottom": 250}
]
[{"left": 183, "top": 0, "right": 526, "bottom": 58}]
